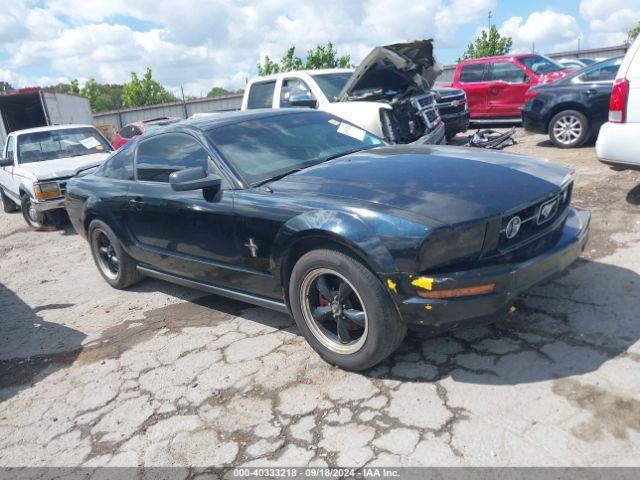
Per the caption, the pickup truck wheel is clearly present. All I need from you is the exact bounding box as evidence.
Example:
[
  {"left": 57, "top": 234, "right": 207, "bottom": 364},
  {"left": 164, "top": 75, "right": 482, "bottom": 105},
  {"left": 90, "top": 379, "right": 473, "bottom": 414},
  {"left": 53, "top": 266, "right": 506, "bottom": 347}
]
[
  {"left": 21, "top": 195, "right": 45, "bottom": 230},
  {"left": 1, "top": 189, "right": 18, "bottom": 213},
  {"left": 289, "top": 249, "right": 407, "bottom": 371},
  {"left": 549, "top": 110, "right": 589, "bottom": 148},
  {"left": 88, "top": 219, "right": 142, "bottom": 289}
]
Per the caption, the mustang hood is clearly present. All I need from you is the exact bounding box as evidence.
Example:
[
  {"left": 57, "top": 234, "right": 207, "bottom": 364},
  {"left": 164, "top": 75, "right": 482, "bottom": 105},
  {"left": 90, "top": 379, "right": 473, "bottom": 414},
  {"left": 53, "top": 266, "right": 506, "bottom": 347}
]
[
  {"left": 19, "top": 153, "right": 110, "bottom": 181},
  {"left": 338, "top": 40, "right": 441, "bottom": 101},
  {"left": 276, "top": 145, "right": 569, "bottom": 226}
]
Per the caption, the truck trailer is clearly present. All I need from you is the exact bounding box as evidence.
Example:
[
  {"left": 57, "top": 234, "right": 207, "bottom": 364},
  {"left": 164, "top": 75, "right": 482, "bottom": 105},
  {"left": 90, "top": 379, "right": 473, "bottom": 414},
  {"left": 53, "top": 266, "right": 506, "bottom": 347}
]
[{"left": 0, "top": 89, "right": 93, "bottom": 145}]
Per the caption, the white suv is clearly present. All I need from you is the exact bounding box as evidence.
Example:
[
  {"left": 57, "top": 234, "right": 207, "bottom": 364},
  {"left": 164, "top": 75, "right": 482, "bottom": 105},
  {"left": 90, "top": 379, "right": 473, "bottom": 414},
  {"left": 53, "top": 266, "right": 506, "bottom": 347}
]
[{"left": 596, "top": 37, "right": 640, "bottom": 170}]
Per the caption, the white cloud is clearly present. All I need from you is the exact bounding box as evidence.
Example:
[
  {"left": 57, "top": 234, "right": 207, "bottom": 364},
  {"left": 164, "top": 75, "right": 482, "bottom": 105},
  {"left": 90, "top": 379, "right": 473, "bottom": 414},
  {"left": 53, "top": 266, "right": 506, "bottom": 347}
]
[
  {"left": 580, "top": 0, "right": 640, "bottom": 45},
  {"left": 1, "top": 0, "right": 637, "bottom": 95},
  {"left": 0, "top": 0, "right": 499, "bottom": 94},
  {"left": 500, "top": 10, "right": 582, "bottom": 53}
]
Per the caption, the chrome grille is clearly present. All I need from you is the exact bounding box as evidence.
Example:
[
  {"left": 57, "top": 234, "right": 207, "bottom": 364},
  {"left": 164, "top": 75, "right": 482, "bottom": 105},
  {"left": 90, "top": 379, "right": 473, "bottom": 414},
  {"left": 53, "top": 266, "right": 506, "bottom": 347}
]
[
  {"left": 410, "top": 93, "right": 441, "bottom": 130},
  {"left": 499, "top": 183, "right": 573, "bottom": 248}
]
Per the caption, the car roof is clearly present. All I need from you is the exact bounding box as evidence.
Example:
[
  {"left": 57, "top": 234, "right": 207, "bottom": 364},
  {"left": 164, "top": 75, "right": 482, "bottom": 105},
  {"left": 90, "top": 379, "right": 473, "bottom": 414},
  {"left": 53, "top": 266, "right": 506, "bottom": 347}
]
[
  {"left": 163, "top": 108, "right": 313, "bottom": 133},
  {"left": 460, "top": 53, "right": 543, "bottom": 65},
  {"left": 249, "top": 68, "right": 354, "bottom": 82},
  {"left": 11, "top": 124, "right": 97, "bottom": 136}
]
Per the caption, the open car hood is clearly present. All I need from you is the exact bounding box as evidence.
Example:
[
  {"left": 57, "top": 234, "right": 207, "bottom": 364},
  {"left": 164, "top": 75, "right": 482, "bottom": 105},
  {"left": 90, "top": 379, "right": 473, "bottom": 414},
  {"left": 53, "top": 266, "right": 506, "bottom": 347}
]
[{"left": 337, "top": 39, "right": 441, "bottom": 101}]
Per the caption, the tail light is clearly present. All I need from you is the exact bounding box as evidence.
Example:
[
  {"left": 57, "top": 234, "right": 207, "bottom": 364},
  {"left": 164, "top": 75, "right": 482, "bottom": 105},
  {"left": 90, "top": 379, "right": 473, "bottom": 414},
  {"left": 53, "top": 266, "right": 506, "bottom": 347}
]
[{"left": 609, "top": 78, "right": 629, "bottom": 123}]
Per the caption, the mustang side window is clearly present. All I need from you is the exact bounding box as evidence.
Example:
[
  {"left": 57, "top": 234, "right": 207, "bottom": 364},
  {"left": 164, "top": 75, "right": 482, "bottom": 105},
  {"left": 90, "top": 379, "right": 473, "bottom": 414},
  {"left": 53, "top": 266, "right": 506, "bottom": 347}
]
[
  {"left": 98, "top": 143, "right": 135, "bottom": 180},
  {"left": 247, "top": 81, "right": 276, "bottom": 109},
  {"left": 136, "top": 133, "right": 210, "bottom": 183}
]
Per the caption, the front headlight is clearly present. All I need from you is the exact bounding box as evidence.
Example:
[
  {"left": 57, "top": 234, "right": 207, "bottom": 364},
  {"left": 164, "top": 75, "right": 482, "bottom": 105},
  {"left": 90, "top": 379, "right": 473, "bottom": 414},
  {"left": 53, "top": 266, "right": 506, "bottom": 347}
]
[
  {"left": 34, "top": 182, "right": 61, "bottom": 200},
  {"left": 418, "top": 223, "right": 487, "bottom": 272}
]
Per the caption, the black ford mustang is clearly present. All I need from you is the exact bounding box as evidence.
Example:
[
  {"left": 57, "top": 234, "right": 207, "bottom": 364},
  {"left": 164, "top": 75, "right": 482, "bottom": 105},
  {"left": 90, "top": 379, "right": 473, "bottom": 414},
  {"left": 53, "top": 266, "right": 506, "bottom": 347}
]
[{"left": 66, "top": 109, "right": 590, "bottom": 370}]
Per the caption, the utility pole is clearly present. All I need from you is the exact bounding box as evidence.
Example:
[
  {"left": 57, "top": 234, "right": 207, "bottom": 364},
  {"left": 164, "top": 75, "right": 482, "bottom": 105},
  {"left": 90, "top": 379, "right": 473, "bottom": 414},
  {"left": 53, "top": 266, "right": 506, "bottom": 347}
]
[
  {"left": 488, "top": 10, "right": 492, "bottom": 30},
  {"left": 180, "top": 85, "right": 188, "bottom": 119}
]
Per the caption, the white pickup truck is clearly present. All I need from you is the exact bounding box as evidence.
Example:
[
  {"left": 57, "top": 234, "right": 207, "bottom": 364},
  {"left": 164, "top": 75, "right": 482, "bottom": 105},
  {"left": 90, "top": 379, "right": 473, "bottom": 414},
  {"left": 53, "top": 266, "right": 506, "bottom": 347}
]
[
  {"left": 0, "top": 124, "right": 113, "bottom": 230},
  {"left": 242, "top": 40, "right": 446, "bottom": 145}
]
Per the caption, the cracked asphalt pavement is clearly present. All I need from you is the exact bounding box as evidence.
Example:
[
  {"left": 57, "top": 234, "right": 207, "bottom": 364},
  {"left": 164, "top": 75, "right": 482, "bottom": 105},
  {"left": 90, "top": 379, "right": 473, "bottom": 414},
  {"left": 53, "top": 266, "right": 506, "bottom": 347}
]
[{"left": 1, "top": 130, "right": 639, "bottom": 467}]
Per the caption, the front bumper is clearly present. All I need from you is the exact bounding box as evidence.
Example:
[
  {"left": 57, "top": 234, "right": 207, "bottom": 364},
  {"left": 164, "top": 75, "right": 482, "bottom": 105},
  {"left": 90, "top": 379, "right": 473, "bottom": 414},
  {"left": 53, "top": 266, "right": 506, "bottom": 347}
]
[
  {"left": 411, "top": 121, "right": 446, "bottom": 145},
  {"left": 33, "top": 198, "right": 66, "bottom": 212},
  {"left": 391, "top": 206, "right": 590, "bottom": 330}
]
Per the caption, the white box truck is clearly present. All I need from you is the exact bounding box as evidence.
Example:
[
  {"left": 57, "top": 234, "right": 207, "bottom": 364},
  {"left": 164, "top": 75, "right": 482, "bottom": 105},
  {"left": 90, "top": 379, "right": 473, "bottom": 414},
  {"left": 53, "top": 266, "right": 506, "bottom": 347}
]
[{"left": 0, "top": 88, "right": 93, "bottom": 146}]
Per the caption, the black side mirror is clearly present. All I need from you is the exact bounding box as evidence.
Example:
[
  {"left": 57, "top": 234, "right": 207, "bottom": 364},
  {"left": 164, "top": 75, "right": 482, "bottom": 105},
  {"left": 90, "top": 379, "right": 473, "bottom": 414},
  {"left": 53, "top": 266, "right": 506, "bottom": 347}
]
[
  {"left": 169, "top": 167, "right": 221, "bottom": 192},
  {"left": 0, "top": 157, "right": 13, "bottom": 167},
  {"left": 288, "top": 93, "right": 318, "bottom": 109}
]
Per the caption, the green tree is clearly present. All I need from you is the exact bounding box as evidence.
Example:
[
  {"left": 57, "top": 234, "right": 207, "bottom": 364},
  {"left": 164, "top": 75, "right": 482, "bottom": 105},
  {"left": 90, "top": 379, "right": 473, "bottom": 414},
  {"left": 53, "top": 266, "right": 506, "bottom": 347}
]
[
  {"left": 121, "top": 67, "right": 176, "bottom": 108},
  {"left": 304, "top": 42, "right": 352, "bottom": 69},
  {"left": 459, "top": 25, "right": 513, "bottom": 61},
  {"left": 0, "top": 81, "right": 13, "bottom": 91},
  {"left": 207, "top": 86, "right": 231, "bottom": 97},
  {"left": 257, "top": 55, "right": 281, "bottom": 76},
  {"left": 68, "top": 79, "right": 80, "bottom": 94},
  {"left": 257, "top": 42, "right": 352, "bottom": 76},
  {"left": 629, "top": 21, "right": 640, "bottom": 42}
]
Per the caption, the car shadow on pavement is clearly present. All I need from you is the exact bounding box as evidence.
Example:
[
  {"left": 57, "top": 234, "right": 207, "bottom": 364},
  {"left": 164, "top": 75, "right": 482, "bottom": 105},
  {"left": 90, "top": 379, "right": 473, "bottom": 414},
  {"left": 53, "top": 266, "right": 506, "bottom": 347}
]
[
  {"left": 626, "top": 184, "right": 640, "bottom": 205},
  {"left": 0, "top": 282, "right": 84, "bottom": 403},
  {"left": 375, "top": 257, "right": 640, "bottom": 386}
]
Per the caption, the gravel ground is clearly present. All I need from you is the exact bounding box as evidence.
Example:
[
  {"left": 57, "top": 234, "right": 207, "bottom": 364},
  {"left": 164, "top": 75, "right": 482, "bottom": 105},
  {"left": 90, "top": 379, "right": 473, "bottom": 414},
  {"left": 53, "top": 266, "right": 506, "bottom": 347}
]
[{"left": 0, "top": 129, "right": 639, "bottom": 467}]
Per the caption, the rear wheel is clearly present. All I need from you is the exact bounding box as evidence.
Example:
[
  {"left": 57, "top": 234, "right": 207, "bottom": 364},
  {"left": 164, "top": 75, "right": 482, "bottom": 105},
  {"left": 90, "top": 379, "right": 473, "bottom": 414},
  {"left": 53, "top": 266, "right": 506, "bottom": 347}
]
[
  {"left": 549, "top": 110, "right": 589, "bottom": 148},
  {"left": 88, "top": 219, "right": 142, "bottom": 289},
  {"left": 0, "top": 189, "right": 18, "bottom": 213},
  {"left": 289, "top": 249, "right": 407, "bottom": 370}
]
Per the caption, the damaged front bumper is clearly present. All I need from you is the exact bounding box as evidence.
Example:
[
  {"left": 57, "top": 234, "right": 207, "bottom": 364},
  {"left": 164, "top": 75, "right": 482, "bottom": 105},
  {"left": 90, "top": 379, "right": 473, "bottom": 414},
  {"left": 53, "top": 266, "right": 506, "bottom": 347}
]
[
  {"left": 411, "top": 121, "right": 446, "bottom": 145},
  {"left": 387, "top": 206, "right": 590, "bottom": 330}
]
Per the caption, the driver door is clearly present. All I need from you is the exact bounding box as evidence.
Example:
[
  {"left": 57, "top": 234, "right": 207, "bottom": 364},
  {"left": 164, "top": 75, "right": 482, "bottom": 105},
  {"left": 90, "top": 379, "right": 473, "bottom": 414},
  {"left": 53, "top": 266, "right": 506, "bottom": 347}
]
[{"left": 124, "top": 132, "right": 239, "bottom": 287}]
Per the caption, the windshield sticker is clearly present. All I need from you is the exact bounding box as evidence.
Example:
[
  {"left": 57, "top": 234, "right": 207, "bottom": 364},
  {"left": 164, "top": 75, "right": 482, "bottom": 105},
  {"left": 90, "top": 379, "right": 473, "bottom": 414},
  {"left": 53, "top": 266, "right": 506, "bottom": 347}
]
[
  {"left": 95, "top": 145, "right": 104, "bottom": 151},
  {"left": 80, "top": 137, "right": 101, "bottom": 149},
  {"left": 328, "top": 119, "right": 340, "bottom": 126},
  {"left": 337, "top": 122, "right": 366, "bottom": 141}
]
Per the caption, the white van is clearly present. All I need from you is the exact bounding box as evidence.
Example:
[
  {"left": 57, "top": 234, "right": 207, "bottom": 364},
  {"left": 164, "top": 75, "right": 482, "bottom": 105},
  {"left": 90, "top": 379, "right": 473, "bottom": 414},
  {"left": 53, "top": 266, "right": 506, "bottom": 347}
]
[{"left": 596, "top": 37, "right": 640, "bottom": 170}]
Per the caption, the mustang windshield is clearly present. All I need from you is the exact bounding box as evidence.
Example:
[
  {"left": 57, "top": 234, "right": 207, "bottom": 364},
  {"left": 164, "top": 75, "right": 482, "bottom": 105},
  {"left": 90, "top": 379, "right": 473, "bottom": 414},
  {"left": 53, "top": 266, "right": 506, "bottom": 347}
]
[
  {"left": 207, "top": 112, "right": 384, "bottom": 186},
  {"left": 17, "top": 127, "right": 112, "bottom": 164}
]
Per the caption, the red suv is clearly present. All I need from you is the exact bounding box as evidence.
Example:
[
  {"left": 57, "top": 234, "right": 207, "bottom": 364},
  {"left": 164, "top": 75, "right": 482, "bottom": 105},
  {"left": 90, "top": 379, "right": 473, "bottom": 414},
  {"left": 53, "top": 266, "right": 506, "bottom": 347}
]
[
  {"left": 449, "top": 54, "right": 571, "bottom": 119},
  {"left": 111, "top": 117, "right": 181, "bottom": 149}
]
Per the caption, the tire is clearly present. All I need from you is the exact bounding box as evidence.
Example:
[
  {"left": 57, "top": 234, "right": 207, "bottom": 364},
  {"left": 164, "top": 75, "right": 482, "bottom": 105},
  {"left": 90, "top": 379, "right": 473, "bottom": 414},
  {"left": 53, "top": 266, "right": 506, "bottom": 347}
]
[
  {"left": 88, "top": 219, "right": 142, "bottom": 289},
  {"left": 549, "top": 110, "right": 589, "bottom": 148},
  {"left": 21, "top": 194, "right": 46, "bottom": 230},
  {"left": 289, "top": 249, "right": 407, "bottom": 371},
  {"left": 0, "top": 189, "right": 18, "bottom": 213}
]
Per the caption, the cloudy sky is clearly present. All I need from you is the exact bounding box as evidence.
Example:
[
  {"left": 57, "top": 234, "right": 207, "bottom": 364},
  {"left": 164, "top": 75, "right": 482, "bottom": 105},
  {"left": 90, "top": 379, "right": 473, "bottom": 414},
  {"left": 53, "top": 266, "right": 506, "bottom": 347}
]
[{"left": 1, "top": 0, "right": 639, "bottom": 96}]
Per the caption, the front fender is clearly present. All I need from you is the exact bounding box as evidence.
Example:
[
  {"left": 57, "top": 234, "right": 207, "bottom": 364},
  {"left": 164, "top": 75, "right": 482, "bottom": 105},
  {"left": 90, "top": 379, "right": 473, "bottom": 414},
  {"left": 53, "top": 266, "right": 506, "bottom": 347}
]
[{"left": 271, "top": 209, "right": 398, "bottom": 283}]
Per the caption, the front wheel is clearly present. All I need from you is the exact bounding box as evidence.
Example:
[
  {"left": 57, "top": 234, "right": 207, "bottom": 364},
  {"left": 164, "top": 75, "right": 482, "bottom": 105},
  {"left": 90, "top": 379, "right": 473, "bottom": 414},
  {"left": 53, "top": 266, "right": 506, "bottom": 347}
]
[
  {"left": 549, "top": 110, "right": 589, "bottom": 148},
  {"left": 21, "top": 195, "right": 46, "bottom": 230},
  {"left": 289, "top": 249, "right": 407, "bottom": 371}
]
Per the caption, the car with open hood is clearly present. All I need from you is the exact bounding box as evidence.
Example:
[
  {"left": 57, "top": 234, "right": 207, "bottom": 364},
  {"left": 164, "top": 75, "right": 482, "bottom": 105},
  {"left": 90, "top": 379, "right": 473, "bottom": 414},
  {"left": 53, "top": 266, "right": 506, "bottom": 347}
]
[
  {"left": 0, "top": 124, "right": 113, "bottom": 229},
  {"left": 65, "top": 109, "right": 590, "bottom": 370},
  {"left": 242, "top": 40, "right": 447, "bottom": 145}
]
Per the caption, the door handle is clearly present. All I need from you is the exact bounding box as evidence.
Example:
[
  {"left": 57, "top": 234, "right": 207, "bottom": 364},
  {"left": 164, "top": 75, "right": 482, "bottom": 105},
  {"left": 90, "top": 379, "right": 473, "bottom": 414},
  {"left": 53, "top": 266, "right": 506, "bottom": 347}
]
[
  {"left": 129, "top": 198, "right": 145, "bottom": 211},
  {"left": 586, "top": 88, "right": 598, "bottom": 95}
]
